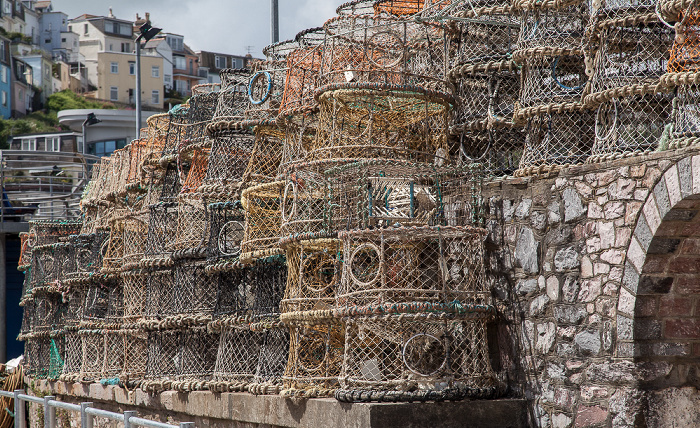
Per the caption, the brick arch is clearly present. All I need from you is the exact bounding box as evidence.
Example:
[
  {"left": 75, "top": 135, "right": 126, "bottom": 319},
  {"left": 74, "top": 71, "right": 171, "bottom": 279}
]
[{"left": 618, "top": 155, "right": 700, "bottom": 370}]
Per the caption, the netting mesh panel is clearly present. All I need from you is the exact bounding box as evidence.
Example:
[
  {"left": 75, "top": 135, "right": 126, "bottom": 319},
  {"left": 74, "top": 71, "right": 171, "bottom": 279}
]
[
  {"left": 18, "top": 232, "right": 32, "bottom": 270},
  {"left": 320, "top": 15, "right": 448, "bottom": 92},
  {"left": 313, "top": 87, "right": 451, "bottom": 163},
  {"left": 519, "top": 108, "right": 595, "bottom": 171},
  {"left": 591, "top": 94, "right": 672, "bottom": 155},
  {"left": 122, "top": 269, "right": 147, "bottom": 322},
  {"left": 80, "top": 331, "right": 105, "bottom": 381},
  {"left": 213, "top": 69, "right": 251, "bottom": 122},
  {"left": 62, "top": 332, "right": 83, "bottom": 379},
  {"left": 101, "top": 213, "right": 125, "bottom": 274},
  {"left": 515, "top": 4, "right": 589, "bottom": 55},
  {"left": 206, "top": 201, "right": 246, "bottom": 264},
  {"left": 279, "top": 113, "right": 318, "bottom": 170},
  {"left": 374, "top": 0, "right": 426, "bottom": 16},
  {"left": 49, "top": 335, "right": 65, "bottom": 380},
  {"left": 250, "top": 258, "right": 287, "bottom": 319},
  {"left": 29, "top": 221, "right": 82, "bottom": 246},
  {"left": 327, "top": 160, "right": 483, "bottom": 230},
  {"left": 20, "top": 299, "right": 34, "bottom": 335},
  {"left": 212, "top": 326, "right": 261, "bottom": 385},
  {"left": 126, "top": 140, "right": 148, "bottom": 188},
  {"left": 145, "top": 268, "right": 176, "bottom": 318},
  {"left": 341, "top": 316, "right": 495, "bottom": 390},
  {"left": 174, "top": 194, "right": 208, "bottom": 251},
  {"left": 284, "top": 321, "right": 344, "bottom": 392},
  {"left": 201, "top": 127, "right": 255, "bottom": 194},
  {"left": 279, "top": 30, "right": 324, "bottom": 117},
  {"left": 243, "top": 125, "right": 285, "bottom": 184},
  {"left": 670, "top": 82, "right": 700, "bottom": 141},
  {"left": 146, "top": 329, "right": 179, "bottom": 380},
  {"left": 65, "top": 232, "right": 109, "bottom": 282},
  {"left": 246, "top": 39, "right": 298, "bottom": 122},
  {"left": 338, "top": 226, "right": 488, "bottom": 307},
  {"left": 255, "top": 327, "right": 290, "bottom": 385},
  {"left": 103, "top": 330, "right": 125, "bottom": 379},
  {"left": 592, "top": 0, "right": 657, "bottom": 20},
  {"left": 241, "top": 181, "right": 283, "bottom": 259},
  {"left": 122, "top": 329, "right": 148, "bottom": 380},
  {"left": 173, "top": 258, "right": 218, "bottom": 315},
  {"left": 449, "top": 13, "right": 518, "bottom": 65},
  {"left": 212, "top": 268, "right": 251, "bottom": 317},
  {"left": 82, "top": 279, "right": 123, "bottom": 322},
  {"left": 64, "top": 287, "right": 86, "bottom": 327},
  {"left": 179, "top": 327, "right": 219, "bottom": 381},
  {"left": 26, "top": 336, "right": 52, "bottom": 379},
  {"left": 517, "top": 54, "right": 587, "bottom": 110},
  {"left": 144, "top": 202, "right": 178, "bottom": 259},
  {"left": 122, "top": 212, "right": 148, "bottom": 268},
  {"left": 33, "top": 294, "right": 64, "bottom": 331},
  {"left": 282, "top": 239, "right": 341, "bottom": 314},
  {"left": 162, "top": 106, "right": 190, "bottom": 157},
  {"left": 159, "top": 163, "right": 183, "bottom": 202}
]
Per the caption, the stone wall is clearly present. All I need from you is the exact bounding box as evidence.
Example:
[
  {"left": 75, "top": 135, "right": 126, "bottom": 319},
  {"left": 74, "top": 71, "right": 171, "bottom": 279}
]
[{"left": 483, "top": 146, "right": 700, "bottom": 427}]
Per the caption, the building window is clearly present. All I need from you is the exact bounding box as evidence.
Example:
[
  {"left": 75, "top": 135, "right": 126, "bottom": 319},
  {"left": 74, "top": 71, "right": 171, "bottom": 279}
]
[
  {"left": 77, "top": 136, "right": 83, "bottom": 154},
  {"left": 1, "top": 91, "right": 6, "bottom": 106},
  {"left": 151, "top": 90, "right": 159, "bottom": 105},
  {"left": 189, "top": 59, "right": 193, "bottom": 74},
  {"left": 151, "top": 66, "right": 160, "bottom": 78},
  {"left": 215, "top": 55, "right": 226, "bottom": 69},
  {"left": 110, "top": 86, "right": 118, "bottom": 101},
  {"left": 129, "top": 62, "right": 135, "bottom": 75},
  {"left": 47, "top": 136, "right": 61, "bottom": 152},
  {"left": 21, "top": 139, "right": 37, "bottom": 151},
  {"left": 121, "top": 42, "right": 130, "bottom": 53},
  {"left": 89, "top": 139, "right": 126, "bottom": 156},
  {"left": 164, "top": 74, "right": 171, "bottom": 84},
  {"left": 61, "top": 38, "right": 66, "bottom": 43},
  {"left": 84, "top": 24, "right": 88, "bottom": 35},
  {"left": 1, "top": 67, "right": 6, "bottom": 84},
  {"left": 112, "top": 22, "right": 119, "bottom": 34},
  {"left": 231, "top": 58, "right": 242, "bottom": 69},
  {"left": 175, "top": 56, "right": 185, "bottom": 70},
  {"left": 109, "top": 43, "right": 113, "bottom": 52},
  {"left": 110, "top": 62, "right": 118, "bottom": 74}
]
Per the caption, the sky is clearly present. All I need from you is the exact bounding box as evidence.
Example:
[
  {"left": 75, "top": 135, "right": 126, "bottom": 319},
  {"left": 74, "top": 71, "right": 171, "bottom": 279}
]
[{"left": 55, "top": 0, "right": 340, "bottom": 57}]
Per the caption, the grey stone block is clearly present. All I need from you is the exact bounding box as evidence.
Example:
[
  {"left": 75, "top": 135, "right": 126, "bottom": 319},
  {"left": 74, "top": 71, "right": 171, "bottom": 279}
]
[{"left": 653, "top": 179, "right": 671, "bottom": 220}]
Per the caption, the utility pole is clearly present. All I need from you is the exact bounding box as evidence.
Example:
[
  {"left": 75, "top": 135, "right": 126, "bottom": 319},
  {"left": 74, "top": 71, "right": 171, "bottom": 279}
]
[{"left": 271, "top": 0, "right": 279, "bottom": 44}]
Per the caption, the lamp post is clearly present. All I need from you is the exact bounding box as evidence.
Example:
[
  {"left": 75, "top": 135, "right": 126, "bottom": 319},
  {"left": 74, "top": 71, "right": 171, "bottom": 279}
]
[
  {"left": 135, "top": 21, "right": 162, "bottom": 139},
  {"left": 81, "top": 112, "right": 101, "bottom": 155},
  {"left": 271, "top": 0, "right": 279, "bottom": 43}
]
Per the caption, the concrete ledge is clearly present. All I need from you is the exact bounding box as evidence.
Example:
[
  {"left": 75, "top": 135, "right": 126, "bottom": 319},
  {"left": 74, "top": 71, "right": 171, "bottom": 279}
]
[{"left": 30, "top": 380, "right": 528, "bottom": 428}]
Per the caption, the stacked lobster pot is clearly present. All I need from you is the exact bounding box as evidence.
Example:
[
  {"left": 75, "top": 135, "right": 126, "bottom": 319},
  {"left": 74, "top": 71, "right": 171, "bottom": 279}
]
[
  {"left": 511, "top": 0, "right": 594, "bottom": 176},
  {"left": 18, "top": 220, "right": 82, "bottom": 380},
  {"left": 140, "top": 84, "right": 222, "bottom": 393},
  {"left": 583, "top": 0, "right": 674, "bottom": 160},
  {"left": 416, "top": 0, "right": 523, "bottom": 176},
  {"left": 658, "top": 0, "right": 700, "bottom": 148},
  {"left": 205, "top": 53, "right": 293, "bottom": 393}
]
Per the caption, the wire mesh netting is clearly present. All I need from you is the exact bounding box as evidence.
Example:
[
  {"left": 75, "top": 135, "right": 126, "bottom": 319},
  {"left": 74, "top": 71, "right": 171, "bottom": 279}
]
[
  {"left": 240, "top": 181, "right": 284, "bottom": 262},
  {"left": 199, "top": 125, "right": 255, "bottom": 199}
]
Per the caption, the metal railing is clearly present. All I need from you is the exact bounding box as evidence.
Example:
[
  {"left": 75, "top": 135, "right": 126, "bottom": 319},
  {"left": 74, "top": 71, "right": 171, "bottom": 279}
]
[
  {"left": 0, "top": 389, "right": 194, "bottom": 428},
  {"left": 0, "top": 150, "right": 102, "bottom": 223}
]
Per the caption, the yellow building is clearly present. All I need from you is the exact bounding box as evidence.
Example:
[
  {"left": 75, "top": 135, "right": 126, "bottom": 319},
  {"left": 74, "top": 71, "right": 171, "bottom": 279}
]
[{"left": 96, "top": 51, "right": 163, "bottom": 107}]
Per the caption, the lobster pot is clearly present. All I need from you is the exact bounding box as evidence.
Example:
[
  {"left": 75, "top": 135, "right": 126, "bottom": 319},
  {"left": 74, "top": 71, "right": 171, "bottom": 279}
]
[
  {"left": 212, "top": 267, "right": 252, "bottom": 318},
  {"left": 245, "top": 39, "right": 299, "bottom": 123},
  {"left": 450, "top": 69, "right": 519, "bottom": 133},
  {"left": 282, "top": 238, "right": 341, "bottom": 314},
  {"left": 240, "top": 181, "right": 284, "bottom": 262},
  {"left": 122, "top": 269, "right": 147, "bottom": 322},
  {"left": 212, "top": 69, "right": 251, "bottom": 122},
  {"left": 25, "top": 336, "right": 52, "bottom": 379},
  {"left": 459, "top": 129, "right": 523, "bottom": 177},
  {"left": 65, "top": 232, "right": 109, "bottom": 284},
  {"left": 122, "top": 211, "right": 148, "bottom": 268},
  {"left": 82, "top": 278, "right": 123, "bottom": 322},
  {"left": 212, "top": 258, "right": 286, "bottom": 319},
  {"left": 103, "top": 329, "right": 125, "bottom": 380},
  {"left": 372, "top": 0, "right": 428, "bottom": 15},
  {"left": 108, "top": 148, "right": 132, "bottom": 200},
  {"left": 61, "top": 331, "right": 83, "bottom": 381},
  {"left": 158, "top": 163, "right": 183, "bottom": 202},
  {"left": 591, "top": 94, "right": 673, "bottom": 156},
  {"left": 173, "top": 148, "right": 210, "bottom": 251},
  {"left": 80, "top": 330, "right": 105, "bottom": 381},
  {"left": 283, "top": 319, "right": 345, "bottom": 395},
  {"left": 178, "top": 327, "right": 220, "bottom": 385},
  {"left": 515, "top": 3, "right": 590, "bottom": 55},
  {"left": 162, "top": 105, "right": 190, "bottom": 157},
  {"left": 29, "top": 220, "right": 82, "bottom": 247},
  {"left": 243, "top": 124, "right": 285, "bottom": 184},
  {"left": 254, "top": 326, "right": 290, "bottom": 388},
  {"left": 20, "top": 299, "right": 34, "bottom": 335},
  {"left": 448, "top": 11, "right": 519, "bottom": 67},
  {"left": 173, "top": 258, "right": 218, "bottom": 315},
  {"left": 182, "top": 89, "right": 219, "bottom": 149},
  {"left": 326, "top": 159, "right": 483, "bottom": 231},
  {"left": 278, "top": 28, "right": 325, "bottom": 118},
  {"left": 55, "top": 242, "right": 76, "bottom": 283},
  {"left": 29, "top": 245, "right": 58, "bottom": 289},
  {"left": 143, "top": 113, "right": 170, "bottom": 170},
  {"left": 280, "top": 160, "right": 345, "bottom": 239},
  {"left": 338, "top": 315, "right": 497, "bottom": 399},
  {"left": 335, "top": 0, "right": 377, "bottom": 16},
  {"left": 667, "top": 80, "right": 700, "bottom": 146},
  {"left": 516, "top": 53, "right": 588, "bottom": 112},
  {"left": 279, "top": 112, "right": 318, "bottom": 171},
  {"left": 145, "top": 268, "right": 176, "bottom": 319},
  {"left": 517, "top": 107, "right": 595, "bottom": 174},
  {"left": 206, "top": 201, "right": 245, "bottom": 265},
  {"left": 33, "top": 293, "right": 65, "bottom": 331},
  {"left": 199, "top": 125, "right": 255, "bottom": 198},
  {"left": 212, "top": 324, "right": 262, "bottom": 388},
  {"left": 125, "top": 139, "right": 149, "bottom": 190},
  {"left": 63, "top": 287, "right": 86, "bottom": 327},
  {"left": 338, "top": 226, "right": 489, "bottom": 307},
  {"left": 121, "top": 329, "right": 148, "bottom": 381},
  {"left": 313, "top": 86, "right": 451, "bottom": 163},
  {"left": 101, "top": 212, "right": 126, "bottom": 275},
  {"left": 144, "top": 202, "right": 178, "bottom": 260},
  {"left": 48, "top": 334, "right": 66, "bottom": 380},
  {"left": 320, "top": 14, "right": 449, "bottom": 92}
]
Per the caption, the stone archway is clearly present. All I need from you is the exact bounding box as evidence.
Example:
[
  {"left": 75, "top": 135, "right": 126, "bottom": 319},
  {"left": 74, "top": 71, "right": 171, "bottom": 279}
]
[{"left": 619, "top": 155, "right": 700, "bottom": 425}]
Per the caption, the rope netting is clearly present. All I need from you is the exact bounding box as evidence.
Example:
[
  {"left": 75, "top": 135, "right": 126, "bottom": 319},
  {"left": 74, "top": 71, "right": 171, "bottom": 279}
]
[
  {"left": 206, "top": 201, "right": 246, "bottom": 266},
  {"left": 240, "top": 181, "right": 284, "bottom": 263},
  {"left": 242, "top": 124, "right": 285, "bottom": 185},
  {"left": 199, "top": 125, "right": 255, "bottom": 199},
  {"left": 278, "top": 28, "right": 325, "bottom": 118},
  {"left": 212, "top": 69, "right": 251, "bottom": 124}
]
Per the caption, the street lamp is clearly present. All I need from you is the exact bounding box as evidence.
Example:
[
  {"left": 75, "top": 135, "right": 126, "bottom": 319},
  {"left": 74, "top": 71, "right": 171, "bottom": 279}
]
[
  {"left": 135, "top": 21, "right": 162, "bottom": 139},
  {"left": 81, "top": 112, "right": 101, "bottom": 155}
]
